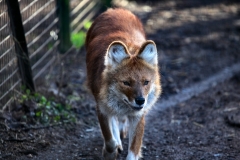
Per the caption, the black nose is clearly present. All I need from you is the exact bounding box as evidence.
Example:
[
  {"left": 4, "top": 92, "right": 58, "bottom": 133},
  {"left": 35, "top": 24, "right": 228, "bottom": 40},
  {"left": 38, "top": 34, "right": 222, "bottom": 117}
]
[{"left": 135, "top": 97, "right": 145, "bottom": 106}]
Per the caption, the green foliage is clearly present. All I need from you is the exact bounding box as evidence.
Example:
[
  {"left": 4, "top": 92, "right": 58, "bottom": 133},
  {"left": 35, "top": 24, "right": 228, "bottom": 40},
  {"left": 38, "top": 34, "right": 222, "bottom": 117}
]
[
  {"left": 83, "top": 21, "right": 92, "bottom": 30},
  {"left": 71, "top": 21, "right": 92, "bottom": 49},
  {"left": 71, "top": 31, "right": 86, "bottom": 49},
  {"left": 18, "top": 88, "right": 76, "bottom": 125}
]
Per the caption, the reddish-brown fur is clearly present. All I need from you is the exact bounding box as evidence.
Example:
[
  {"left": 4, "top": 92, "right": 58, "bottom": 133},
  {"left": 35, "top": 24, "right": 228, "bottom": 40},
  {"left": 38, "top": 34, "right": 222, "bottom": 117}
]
[
  {"left": 86, "top": 8, "right": 146, "bottom": 98},
  {"left": 110, "top": 58, "right": 156, "bottom": 102},
  {"left": 130, "top": 116, "right": 145, "bottom": 154},
  {"left": 85, "top": 8, "right": 161, "bottom": 159}
]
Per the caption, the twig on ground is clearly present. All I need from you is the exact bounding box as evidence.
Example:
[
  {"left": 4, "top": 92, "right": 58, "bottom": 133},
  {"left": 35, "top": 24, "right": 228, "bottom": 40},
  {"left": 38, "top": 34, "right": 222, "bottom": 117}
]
[
  {"left": 19, "top": 150, "right": 38, "bottom": 155},
  {"left": 8, "top": 120, "right": 74, "bottom": 131},
  {"left": 3, "top": 138, "right": 35, "bottom": 142}
]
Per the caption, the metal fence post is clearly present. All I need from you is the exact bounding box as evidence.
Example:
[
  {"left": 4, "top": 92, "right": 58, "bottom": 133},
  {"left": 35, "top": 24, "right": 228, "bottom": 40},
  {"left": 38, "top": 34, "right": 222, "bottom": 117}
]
[
  {"left": 6, "top": 0, "right": 35, "bottom": 92},
  {"left": 101, "top": 0, "right": 112, "bottom": 10},
  {"left": 57, "top": 0, "right": 71, "bottom": 53}
]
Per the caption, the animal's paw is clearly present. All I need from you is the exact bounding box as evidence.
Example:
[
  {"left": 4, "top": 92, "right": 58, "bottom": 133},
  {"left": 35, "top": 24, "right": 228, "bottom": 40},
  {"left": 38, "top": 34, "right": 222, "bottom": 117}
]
[
  {"left": 103, "top": 140, "right": 123, "bottom": 160},
  {"left": 117, "top": 145, "right": 123, "bottom": 154},
  {"left": 103, "top": 148, "right": 118, "bottom": 160},
  {"left": 126, "top": 151, "right": 140, "bottom": 160}
]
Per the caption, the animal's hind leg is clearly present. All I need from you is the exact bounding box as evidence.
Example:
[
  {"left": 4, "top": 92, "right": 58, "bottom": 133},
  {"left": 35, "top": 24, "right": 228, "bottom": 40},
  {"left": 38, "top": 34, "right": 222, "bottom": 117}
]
[{"left": 118, "top": 116, "right": 128, "bottom": 140}]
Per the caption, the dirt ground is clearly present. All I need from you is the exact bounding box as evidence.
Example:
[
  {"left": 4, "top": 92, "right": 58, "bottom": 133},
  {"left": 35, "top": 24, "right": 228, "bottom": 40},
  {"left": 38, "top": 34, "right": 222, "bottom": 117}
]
[{"left": 1, "top": 0, "right": 240, "bottom": 159}]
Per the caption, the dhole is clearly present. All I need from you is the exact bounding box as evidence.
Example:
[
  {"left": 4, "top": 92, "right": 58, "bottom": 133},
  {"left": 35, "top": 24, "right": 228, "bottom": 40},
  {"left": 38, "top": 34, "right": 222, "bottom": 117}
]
[{"left": 85, "top": 8, "right": 161, "bottom": 160}]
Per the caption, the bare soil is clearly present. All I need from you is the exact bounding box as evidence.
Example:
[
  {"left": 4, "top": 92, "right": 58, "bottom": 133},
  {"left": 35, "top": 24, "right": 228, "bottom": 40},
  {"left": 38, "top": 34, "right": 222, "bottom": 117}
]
[{"left": 1, "top": 0, "right": 240, "bottom": 159}]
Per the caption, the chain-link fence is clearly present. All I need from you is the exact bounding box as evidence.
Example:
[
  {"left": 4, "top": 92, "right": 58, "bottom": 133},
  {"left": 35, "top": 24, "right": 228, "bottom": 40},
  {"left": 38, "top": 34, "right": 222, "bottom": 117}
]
[{"left": 0, "top": 0, "right": 101, "bottom": 110}]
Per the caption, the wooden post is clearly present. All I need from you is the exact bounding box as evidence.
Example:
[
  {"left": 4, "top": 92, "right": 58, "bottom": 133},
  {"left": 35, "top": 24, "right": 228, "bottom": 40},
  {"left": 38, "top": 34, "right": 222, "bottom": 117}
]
[
  {"left": 6, "top": 0, "right": 35, "bottom": 92},
  {"left": 57, "top": 0, "right": 71, "bottom": 53}
]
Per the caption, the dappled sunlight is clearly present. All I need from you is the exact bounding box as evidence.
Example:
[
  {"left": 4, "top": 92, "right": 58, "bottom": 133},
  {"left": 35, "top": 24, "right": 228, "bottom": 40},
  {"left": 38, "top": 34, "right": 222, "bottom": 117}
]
[
  {"left": 112, "top": 1, "right": 240, "bottom": 99},
  {"left": 1, "top": 0, "right": 240, "bottom": 159}
]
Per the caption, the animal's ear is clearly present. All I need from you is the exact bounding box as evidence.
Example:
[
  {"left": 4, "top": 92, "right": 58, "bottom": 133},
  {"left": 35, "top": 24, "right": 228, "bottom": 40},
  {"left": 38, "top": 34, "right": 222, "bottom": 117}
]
[
  {"left": 105, "top": 41, "right": 130, "bottom": 68},
  {"left": 138, "top": 40, "right": 158, "bottom": 65}
]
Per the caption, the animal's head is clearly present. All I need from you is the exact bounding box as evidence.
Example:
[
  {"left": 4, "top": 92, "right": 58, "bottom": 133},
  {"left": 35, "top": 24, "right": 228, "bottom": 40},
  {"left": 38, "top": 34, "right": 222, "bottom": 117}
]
[{"left": 103, "top": 40, "right": 161, "bottom": 111}]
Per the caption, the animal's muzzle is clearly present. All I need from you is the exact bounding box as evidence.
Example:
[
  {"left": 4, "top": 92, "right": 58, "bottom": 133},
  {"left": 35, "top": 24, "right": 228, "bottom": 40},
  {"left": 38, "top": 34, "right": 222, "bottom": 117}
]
[{"left": 133, "top": 97, "right": 145, "bottom": 110}]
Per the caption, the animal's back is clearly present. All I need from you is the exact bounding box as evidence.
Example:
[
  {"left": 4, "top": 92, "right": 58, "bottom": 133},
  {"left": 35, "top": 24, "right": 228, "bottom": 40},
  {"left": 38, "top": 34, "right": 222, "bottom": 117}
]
[{"left": 86, "top": 8, "right": 146, "bottom": 97}]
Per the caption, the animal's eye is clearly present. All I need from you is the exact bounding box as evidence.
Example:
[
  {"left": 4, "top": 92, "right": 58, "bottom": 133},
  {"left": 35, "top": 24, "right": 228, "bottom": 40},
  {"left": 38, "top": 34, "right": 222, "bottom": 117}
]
[
  {"left": 143, "top": 81, "right": 149, "bottom": 85},
  {"left": 123, "top": 81, "right": 130, "bottom": 86}
]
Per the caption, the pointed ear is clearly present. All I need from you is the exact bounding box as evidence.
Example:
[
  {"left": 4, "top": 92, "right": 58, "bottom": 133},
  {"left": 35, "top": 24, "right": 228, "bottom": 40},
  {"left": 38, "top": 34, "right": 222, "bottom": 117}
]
[
  {"left": 138, "top": 40, "right": 158, "bottom": 65},
  {"left": 105, "top": 41, "right": 130, "bottom": 68}
]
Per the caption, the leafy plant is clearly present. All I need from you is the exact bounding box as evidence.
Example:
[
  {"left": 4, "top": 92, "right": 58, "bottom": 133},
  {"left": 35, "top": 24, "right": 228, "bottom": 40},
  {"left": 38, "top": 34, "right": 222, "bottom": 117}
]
[
  {"left": 83, "top": 21, "right": 92, "bottom": 30},
  {"left": 71, "top": 21, "right": 92, "bottom": 49},
  {"left": 16, "top": 88, "right": 76, "bottom": 126},
  {"left": 71, "top": 31, "right": 86, "bottom": 49}
]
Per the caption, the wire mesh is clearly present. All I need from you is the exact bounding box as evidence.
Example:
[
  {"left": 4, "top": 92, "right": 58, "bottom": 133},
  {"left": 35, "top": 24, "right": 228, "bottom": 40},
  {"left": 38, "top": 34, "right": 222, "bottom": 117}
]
[
  {"left": 71, "top": 0, "right": 101, "bottom": 33},
  {"left": 19, "top": 0, "right": 59, "bottom": 80},
  {"left": 0, "top": 0, "right": 101, "bottom": 109},
  {"left": 0, "top": 0, "right": 21, "bottom": 108}
]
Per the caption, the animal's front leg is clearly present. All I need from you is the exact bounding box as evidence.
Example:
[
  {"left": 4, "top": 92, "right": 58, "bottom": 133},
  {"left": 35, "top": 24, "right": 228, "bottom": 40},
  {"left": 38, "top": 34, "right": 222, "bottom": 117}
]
[
  {"left": 126, "top": 115, "right": 145, "bottom": 160},
  {"left": 119, "top": 116, "right": 128, "bottom": 140},
  {"left": 97, "top": 110, "right": 122, "bottom": 160}
]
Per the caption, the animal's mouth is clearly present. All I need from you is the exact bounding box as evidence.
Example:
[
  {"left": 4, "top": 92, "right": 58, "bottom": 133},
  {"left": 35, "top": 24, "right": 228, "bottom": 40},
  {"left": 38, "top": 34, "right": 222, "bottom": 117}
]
[
  {"left": 123, "top": 99, "right": 143, "bottom": 111},
  {"left": 132, "top": 106, "right": 143, "bottom": 110}
]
